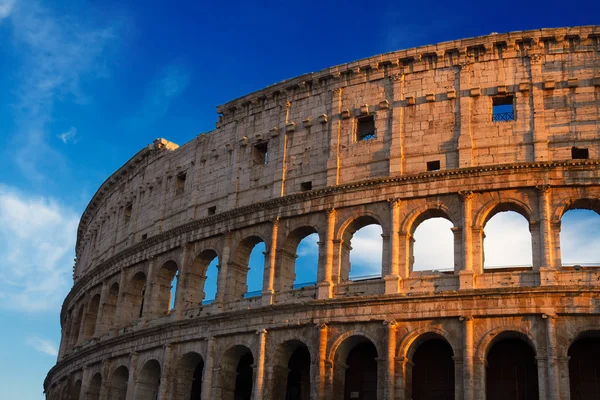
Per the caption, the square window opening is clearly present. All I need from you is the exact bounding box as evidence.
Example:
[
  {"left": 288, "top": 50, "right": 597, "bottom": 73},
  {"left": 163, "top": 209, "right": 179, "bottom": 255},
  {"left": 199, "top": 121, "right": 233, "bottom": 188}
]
[
  {"left": 492, "top": 96, "right": 515, "bottom": 122},
  {"left": 253, "top": 142, "right": 269, "bottom": 165},
  {"left": 572, "top": 147, "right": 589, "bottom": 160},
  {"left": 141, "top": 233, "right": 148, "bottom": 241},
  {"left": 357, "top": 115, "right": 376, "bottom": 141},
  {"left": 427, "top": 160, "right": 441, "bottom": 171},
  {"left": 301, "top": 181, "right": 313, "bottom": 191},
  {"left": 208, "top": 206, "right": 216, "bottom": 215},
  {"left": 176, "top": 173, "right": 186, "bottom": 194}
]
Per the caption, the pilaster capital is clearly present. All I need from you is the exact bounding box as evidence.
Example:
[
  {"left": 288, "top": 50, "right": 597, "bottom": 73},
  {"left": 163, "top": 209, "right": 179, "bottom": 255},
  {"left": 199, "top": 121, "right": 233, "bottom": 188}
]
[
  {"left": 256, "top": 328, "right": 267, "bottom": 335},
  {"left": 331, "top": 88, "right": 343, "bottom": 96},
  {"left": 388, "top": 73, "right": 404, "bottom": 82},
  {"left": 383, "top": 319, "right": 397, "bottom": 327},
  {"left": 387, "top": 197, "right": 401, "bottom": 207},
  {"left": 536, "top": 184, "right": 551, "bottom": 193},
  {"left": 272, "top": 215, "right": 281, "bottom": 226},
  {"left": 325, "top": 208, "right": 336, "bottom": 216},
  {"left": 458, "top": 190, "right": 474, "bottom": 201},
  {"left": 459, "top": 315, "right": 474, "bottom": 322},
  {"left": 318, "top": 322, "right": 328, "bottom": 331}
]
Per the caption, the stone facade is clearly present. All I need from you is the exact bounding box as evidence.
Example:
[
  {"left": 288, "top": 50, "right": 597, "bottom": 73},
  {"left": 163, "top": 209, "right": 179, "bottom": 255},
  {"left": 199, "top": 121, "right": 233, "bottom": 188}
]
[{"left": 45, "top": 26, "right": 600, "bottom": 400}]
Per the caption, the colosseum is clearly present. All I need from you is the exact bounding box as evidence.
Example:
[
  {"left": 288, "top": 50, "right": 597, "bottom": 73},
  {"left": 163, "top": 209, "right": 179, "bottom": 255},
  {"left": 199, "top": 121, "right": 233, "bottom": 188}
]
[{"left": 45, "top": 25, "right": 600, "bottom": 400}]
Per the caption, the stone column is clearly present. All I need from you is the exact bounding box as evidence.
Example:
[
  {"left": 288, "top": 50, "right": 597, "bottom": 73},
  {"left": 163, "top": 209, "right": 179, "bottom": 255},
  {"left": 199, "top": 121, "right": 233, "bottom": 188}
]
[
  {"left": 537, "top": 185, "right": 557, "bottom": 284},
  {"left": 263, "top": 217, "right": 280, "bottom": 306},
  {"left": 385, "top": 199, "right": 401, "bottom": 294},
  {"left": 384, "top": 320, "right": 397, "bottom": 400},
  {"left": 141, "top": 257, "right": 157, "bottom": 322},
  {"left": 398, "top": 231, "right": 411, "bottom": 280},
  {"left": 99, "top": 359, "right": 110, "bottom": 400},
  {"left": 544, "top": 314, "right": 560, "bottom": 399},
  {"left": 536, "top": 354, "right": 549, "bottom": 400},
  {"left": 252, "top": 329, "right": 267, "bottom": 400},
  {"left": 527, "top": 53, "right": 550, "bottom": 162},
  {"left": 462, "top": 316, "right": 475, "bottom": 400},
  {"left": 388, "top": 73, "right": 405, "bottom": 176},
  {"left": 125, "top": 352, "right": 139, "bottom": 400},
  {"left": 326, "top": 88, "right": 343, "bottom": 186},
  {"left": 115, "top": 269, "right": 127, "bottom": 328},
  {"left": 158, "top": 344, "right": 173, "bottom": 400},
  {"left": 459, "top": 191, "right": 476, "bottom": 289},
  {"left": 174, "top": 243, "right": 193, "bottom": 319},
  {"left": 318, "top": 209, "right": 336, "bottom": 299},
  {"left": 315, "top": 323, "right": 328, "bottom": 400},
  {"left": 201, "top": 336, "right": 216, "bottom": 400},
  {"left": 215, "top": 232, "right": 232, "bottom": 306},
  {"left": 457, "top": 63, "right": 474, "bottom": 168},
  {"left": 94, "top": 280, "right": 109, "bottom": 337}
]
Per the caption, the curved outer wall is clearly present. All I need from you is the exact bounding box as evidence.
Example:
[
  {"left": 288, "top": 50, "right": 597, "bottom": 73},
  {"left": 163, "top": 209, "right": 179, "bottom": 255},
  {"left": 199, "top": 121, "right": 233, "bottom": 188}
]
[{"left": 46, "top": 26, "right": 600, "bottom": 400}]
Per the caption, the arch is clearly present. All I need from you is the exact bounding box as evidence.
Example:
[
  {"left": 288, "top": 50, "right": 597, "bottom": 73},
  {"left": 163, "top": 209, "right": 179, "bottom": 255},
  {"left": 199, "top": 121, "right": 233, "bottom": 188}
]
[
  {"left": 409, "top": 334, "right": 455, "bottom": 400},
  {"left": 401, "top": 205, "right": 458, "bottom": 236},
  {"left": 121, "top": 272, "right": 146, "bottom": 325},
  {"left": 172, "top": 352, "right": 204, "bottom": 400},
  {"left": 484, "top": 331, "right": 539, "bottom": 400},
  {"left": 155, "top": 260, "right": 179, "bottom": 315},
  {"left": 338, "top": 214, "right": 384, "bottom": 281},
  {"left": 218, "top": 345, "right": 254, "bottom": 400},
  {"left": 330, "top": 334, "right": 379, "bottom": 400},
  {"left": 230, "top": 235, "right": 267, "bottom": 299},
  {"left": 83, "top": 294, "right": 101, "bottom": 341},
  {"left": 568, "top": 330, "right": 600, "bottom": 400},
  {"left": 101, "top": 282, "right": 119, "bottom": 331},
  {"left": 107, "top": 365, "right": 129, "bottom": 400},
  {"left": 134, "top": 359, "right": 161, "bottom": 400},
  {"left": 552, "top": 196, "right": 600, "bottom": 222},
  {"left": 187, "top": 249, "right": 220, "bottom": 306},
  {"left": 408, "top": 208, "right": 456, "bottom": 272},
  {"left": 69, "top": 379, "right": 82, "bottom": 400},
  {"left": 475, "top": 328, "right": 538, "bottom": 360},
  {"left": 560, "top": 205, "right": 600, "bottom": 267},
  {"left": 70, "top": 305, "right": 84, "bottom": 348},
  {"left": 279, "top": 226, "right": 321, "bottom": 291},
  {"left": 87, "top": 373, "right": 102, "bottom": 400},
  {"left": 475, "top": 199, "right": 533, "bottom": 229},
  {"left": 483, "top": 209, "right": 533, "bottom": 269},
  {"left": 270, "top": 340, "right": 311, "bottom": 400}
]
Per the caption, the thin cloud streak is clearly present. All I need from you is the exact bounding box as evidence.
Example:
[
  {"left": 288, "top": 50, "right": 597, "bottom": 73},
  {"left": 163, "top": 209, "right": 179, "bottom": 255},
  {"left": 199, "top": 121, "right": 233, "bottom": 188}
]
[
  {"left": 57, "top": 126, "right": 77, "bottom": 144},
  {"left": 26, "top": 336, "right": 58, "bottom": 357},
  {"left": 0, "top": 0, "right": 15, "bottom": 19}
]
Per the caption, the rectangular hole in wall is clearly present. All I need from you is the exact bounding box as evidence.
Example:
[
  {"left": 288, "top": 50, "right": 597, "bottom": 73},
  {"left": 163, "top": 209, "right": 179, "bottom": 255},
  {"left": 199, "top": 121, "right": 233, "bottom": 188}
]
[
  {"left": 208, "top": 206, "right": 216, "bottom": 215},
  {"left": 253, "top": 142, "right": 268, "bottom": 165},
  {"left": 300, "top": 181, "right": 312, "bottom": 191},
  {"left": 492, "top": 95, "right": 515, "bottom": 122},
  {"left": 427, "top": 160, "right": 441, "bottom": 171},
  {"left": 141, "top": 234, "right": 148, "bottom": 241},
  {"left": 572, "top": 147, "right": 589, "bottom": 159},
  {"left": 357, "top": 115, "right": 376, "bottom": 141},
  {"left": 176, "top": 173, "right": 186, "bottom": 195}
]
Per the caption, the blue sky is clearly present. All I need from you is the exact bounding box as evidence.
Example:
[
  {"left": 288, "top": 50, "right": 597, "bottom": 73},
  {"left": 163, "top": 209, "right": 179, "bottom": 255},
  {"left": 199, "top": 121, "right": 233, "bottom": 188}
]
[{"left": 0, "top": 0, "right": 598, "bottom": 399}]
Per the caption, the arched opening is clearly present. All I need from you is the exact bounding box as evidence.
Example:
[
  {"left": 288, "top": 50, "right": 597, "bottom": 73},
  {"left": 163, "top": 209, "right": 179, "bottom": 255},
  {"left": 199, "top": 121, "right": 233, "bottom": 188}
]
[
  {"left": 341, "top": 216, "right": 383, "bottom": 281},
  {"left": 568, "top": 332, "right": 600, "bottom": 399},
  {"left": 70, "top": 305, "right": 84, "bottom": 348},
  {"left": 271, "top": 340, "right": 311, "bottom": 400},
  {"left": 333, "top": 336, "right": 378, "bottom": 400},
  {"left": 101, "top": 282, "right": 119, "bottom": 331},
  {"left": 134, "top": 360, "right": 161, "bottom": 400},
  {"left": 218, "top": 345, "right": 254, "bottom": 400},
  {"left": 69, "top": 379, "right": 82, "bottom": 400},
  {"left": 83, "top": 294, "right": 100, "bottom": 341},
  {"left": 122, "top": 272, "right": 146, "bottom": 325},
  {"left": 188, "top": 250, "right": 220, "bottom": 307},
  {"left": 87, "top": 373, "right": 102, "bottom": 400},
  {"left": 279, "top": 227, "right": 319, "bottom": 291},
  {"left": 410, "top": 337, "right": 455, "bottom": 399},
  {"left": 155, "top": 261, "right": 179, "bottom": 315},
  {"left": 411, "top": 212, "right": 455, "bottom": 272},
  {"left": 560, "top": 201, "right": 600, "bottom": 267},
  {"left": 108, "top": 366, "right": 129, "bottom": 400},
  {"left": 230, "top": 236, "right": 266, "bottom": 299},
  {"left": 483, "top": 207, "right": 532, "bottom": 270},
  {"left": 486, "top": 334, "right": 538, "bottom": 400},
  {"left": 172, "top": 352, "right": 204, "bottom": 400}
]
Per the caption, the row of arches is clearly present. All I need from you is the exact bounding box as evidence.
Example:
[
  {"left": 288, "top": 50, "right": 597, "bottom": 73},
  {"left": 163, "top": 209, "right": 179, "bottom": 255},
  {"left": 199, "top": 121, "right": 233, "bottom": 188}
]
[{"left": 56, "top": 330, "right": 600, "bottom": 400}]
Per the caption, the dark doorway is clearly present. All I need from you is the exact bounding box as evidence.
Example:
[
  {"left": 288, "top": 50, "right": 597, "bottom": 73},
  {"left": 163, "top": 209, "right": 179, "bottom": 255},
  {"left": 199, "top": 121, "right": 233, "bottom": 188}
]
[
  {"left": 412, "top": 339, "right": 455, "bottom": 399},
  {"left": 344, "top": 342, "right": 378, "bottom": 400},
  {"left": 569, "top": 337, "right": 600, "bottom": 400},
  {"left": 286, "top": 345, "right": 311, "bottom": 400},
  {"left": 234, "top": 352, "right": 254, "bottom": 400},
  {"left": 189, "top": 360, "right": 204, "bottom": 400},
  {"left": 486, "top": 338, "right": 539, "bottom": 400}
]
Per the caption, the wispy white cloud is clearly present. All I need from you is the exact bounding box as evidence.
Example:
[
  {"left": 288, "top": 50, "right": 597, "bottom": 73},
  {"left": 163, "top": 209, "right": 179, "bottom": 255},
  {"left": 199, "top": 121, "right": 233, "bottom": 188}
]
[
  {"left": 126, "top": 60, "right": 190, "bottom": 129},
  {"left": 349, "top": 224, "right": 383, "bottom": 277},
  {"left": 6, "top": 1, "right": 117, "bottom": 180},
  {"left": 0, "top": 184, "right": 78, "bottom": 312},
  {"left": 560, "top": 209, "right": 600, "bottom": 265},
  {"left": 26, "top": 336, "right": 58, "bottom": 357},
  {"left": 413, "top": 217, "right": 454, "bottom": 271},
  {"left": 483, "top": 211, "right": 533, "bottom": 268},
  {"left": 0, "top": 0, "right": 15, "bottom": 20},
  {"left": 57, "top": 126, "right": 77, "bottom": 144}
]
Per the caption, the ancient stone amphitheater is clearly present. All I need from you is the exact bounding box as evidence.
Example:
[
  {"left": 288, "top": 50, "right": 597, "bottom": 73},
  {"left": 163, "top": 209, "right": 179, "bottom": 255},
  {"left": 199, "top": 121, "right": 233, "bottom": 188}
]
[{"left": 46, "top": 26, "right": 600, "bottom": 400}]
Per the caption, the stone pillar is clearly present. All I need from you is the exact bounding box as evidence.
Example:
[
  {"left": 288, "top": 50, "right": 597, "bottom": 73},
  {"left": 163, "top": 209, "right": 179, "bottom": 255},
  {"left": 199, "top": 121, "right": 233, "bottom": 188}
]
[
  {"left": 125, "top": 352, "right": 139, "bottom": 400},
  {"left": 398, "top": 231, "right": 411, "bottom": 280},
  {"left": 384, "top": 320, "right": 397, "bottom": 400},
  {"left": 537, "top": 185, "right": 557, "bottom": 284},
  {"left": 252, "top": 329, "right": 267, "bottom": 400},
  {"left": 536, "top": 354, "right": 549, "bottom": 400},
  {"left": 318, "top": 209, "right": 336, "bottom": 299},
  {"left": 385, "top": 199, "right": 401, "bottom": 294},
  {"left": 141, "top": 257, "right": 157, "bottom": 322},
  {"left": 99, "top": 359, "right": 110, "bottom": 400},
  {"left": 215, "top": 232, "right": 232, "bottom": 306},
  {"left": 201, "top": 336, "right": 216, "bottom": 400},
  {"left": 115, "top": 269, "right": 127, "bottom": 328},
  {"left": 174, "top": 243, "right": 193, "bottom": 319},
  {"left": 462, "top": 316, "right": 475, "bottom": 400},
  {"left": 316, "top": 323, "right": 328, "bottom": 400},
  {"left": 457, "top": 63, "right": 474, "bottom": 168},
  {"left": 263, "top": 217, "right": 280, "bottom": 305},
  {"left": 459, "top": 191, "right": 476, "bottom": 289},
  {"left": 94, "top": 280, "right": 109, "bottom": 337},
  {"left": 544, "top": 314, "right": 560, "bottom": 399},
  {"left": 527, "top": 54, "right": 550, "bottom": 162},
  {"left": 326, "top": 88, "right": 343, "bottom": 186},
  {"left": 388, "top": 73, "right": 405, "bottom": 176},
  {"left": 158, "top": 344, "right": 173, "bottom": 400}
]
